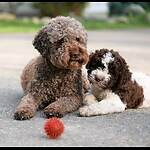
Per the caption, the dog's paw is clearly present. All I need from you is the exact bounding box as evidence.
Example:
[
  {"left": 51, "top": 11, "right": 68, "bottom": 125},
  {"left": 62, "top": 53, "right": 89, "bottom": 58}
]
[
  {"left": 79, "top": 106, "right": 90, "bottom": 117},
  {"left": 14, "top": 107, "right": 34, "bottom": 120},
  {"left": 43, "top": 108, "right": 63, "bottom": 118}
]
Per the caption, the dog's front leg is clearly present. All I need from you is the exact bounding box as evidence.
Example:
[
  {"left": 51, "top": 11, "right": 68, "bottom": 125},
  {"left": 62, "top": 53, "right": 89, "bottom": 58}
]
[
  {"left": 83, "top": 92, "right": 98, "bottom": 105},
  {"left": 79, "top": 92, "right": 126, "bottom": 117},
  {"left": 14, "top": 93, "right": 38, "bottom": 120},
  {"left": 43, "top": 96, "right": 82, "bottom": 118}
]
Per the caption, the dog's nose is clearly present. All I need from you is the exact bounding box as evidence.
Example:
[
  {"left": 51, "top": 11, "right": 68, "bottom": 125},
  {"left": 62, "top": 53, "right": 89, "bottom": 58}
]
[{"left": 72, "top": 53, "right": 80, "bottom": 58}]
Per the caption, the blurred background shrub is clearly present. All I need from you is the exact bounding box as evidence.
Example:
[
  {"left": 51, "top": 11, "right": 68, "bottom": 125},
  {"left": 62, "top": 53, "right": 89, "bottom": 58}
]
[
  {"left": 0, "top": 2, "right": 150, "bottom": 32},
  {"left": 108, "top": 2, "right": 150, "bottom": 16},
  {"left": 32, "top": 2, "right": 87, "bottom": 17}
]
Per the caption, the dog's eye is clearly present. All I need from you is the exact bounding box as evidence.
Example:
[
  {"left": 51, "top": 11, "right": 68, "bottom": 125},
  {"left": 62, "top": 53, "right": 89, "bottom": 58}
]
[
  {"left": 63, "top": 37, "right": 68, "bottom": 42},
  {"left": 76, "top": 37, "right": 80, "bottom": 42},
  {"left": 57, "top": 38, "right": 64, "bottom": 43}
]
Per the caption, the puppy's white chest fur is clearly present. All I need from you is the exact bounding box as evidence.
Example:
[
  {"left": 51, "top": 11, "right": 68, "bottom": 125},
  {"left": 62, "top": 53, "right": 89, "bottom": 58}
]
[{"left": 80, "top": 89, "right": 126, "bottom": 116}]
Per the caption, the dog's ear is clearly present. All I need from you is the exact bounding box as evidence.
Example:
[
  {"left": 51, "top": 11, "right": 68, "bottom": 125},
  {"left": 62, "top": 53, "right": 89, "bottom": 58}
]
[
  {"left": 108, "top": 50, "right": 131, "bottom": 88},
  {"left": 32, "top": 27, "right": 51, "bottom": 57}
]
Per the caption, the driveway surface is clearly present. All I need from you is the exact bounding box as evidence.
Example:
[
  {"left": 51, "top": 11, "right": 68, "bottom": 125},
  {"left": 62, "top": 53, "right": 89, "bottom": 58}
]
[{"left": 0, "top": 29, "right": 150, "bottom": 147}]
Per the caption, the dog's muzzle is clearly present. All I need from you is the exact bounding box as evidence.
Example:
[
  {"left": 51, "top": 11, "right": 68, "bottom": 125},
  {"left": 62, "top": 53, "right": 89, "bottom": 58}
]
[{"left": 65, "top": 42, "right": 88, "bottom": 69}]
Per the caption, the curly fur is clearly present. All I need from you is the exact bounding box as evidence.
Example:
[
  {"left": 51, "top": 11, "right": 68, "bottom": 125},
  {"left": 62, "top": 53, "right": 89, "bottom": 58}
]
[
  {"left": 79, "top": 49, "right": 149, "bottom": 117},
  {"left": 14, "top": 16, "right": 89, "bottom": 120},
  {"left": 86, "top": 49, "right": 144, "bottom": 108}
]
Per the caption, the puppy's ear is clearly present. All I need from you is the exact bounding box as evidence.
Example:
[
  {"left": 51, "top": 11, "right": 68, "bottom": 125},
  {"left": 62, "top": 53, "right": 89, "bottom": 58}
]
[
  {"left": 33, "top": 27, "right": 50, "bottom": 57},
  {"left": 108, "top": 50, "right": 131, "bottom": 87}
]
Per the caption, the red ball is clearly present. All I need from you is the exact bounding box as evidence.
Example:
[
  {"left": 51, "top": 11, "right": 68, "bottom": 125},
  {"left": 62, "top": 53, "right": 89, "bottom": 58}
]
[{"left": 44, "top": 117, "right": 64, "bottom": 139}]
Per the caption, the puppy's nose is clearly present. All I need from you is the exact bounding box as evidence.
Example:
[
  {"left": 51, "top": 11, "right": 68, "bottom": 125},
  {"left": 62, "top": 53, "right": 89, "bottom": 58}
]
[{"left": 95, "top": 75, "right": 105, "bottom": 82}]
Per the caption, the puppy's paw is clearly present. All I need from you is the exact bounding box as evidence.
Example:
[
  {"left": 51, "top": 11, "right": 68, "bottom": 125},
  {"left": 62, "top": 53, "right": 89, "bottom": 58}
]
[
  {"left": 79, "top": 106, "right": 90, "bottom": 117},
  {"left": 83, "top": 93, "right": 97, "bottom": 105},
  {"left": 43, "top": 108, "right": 63, "bottom": 118},
  {"left": 14, "top": 107, "right": 34, "bottom": 120}
]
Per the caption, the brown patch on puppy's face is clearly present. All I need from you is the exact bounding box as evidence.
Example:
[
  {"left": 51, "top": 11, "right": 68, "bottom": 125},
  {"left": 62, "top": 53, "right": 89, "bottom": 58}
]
[{"left": 86, "top": 49, "right": 113, "bottom": 90}]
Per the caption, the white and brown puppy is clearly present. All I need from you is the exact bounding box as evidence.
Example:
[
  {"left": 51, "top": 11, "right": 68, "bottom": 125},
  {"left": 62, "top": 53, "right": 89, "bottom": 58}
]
[{"left": 79, "top": 49, "right": 150, "bottom": 116}]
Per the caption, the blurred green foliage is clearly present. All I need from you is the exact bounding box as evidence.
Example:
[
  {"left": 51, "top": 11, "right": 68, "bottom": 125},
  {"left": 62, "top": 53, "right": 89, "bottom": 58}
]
[
  {"left": 0, "top": 20, "right": 42, "bottom": 33},
  {"left": 32, "top": 2, "right": 88, "bottom": 17},
  {"left": 108, "top": 2, "right": 150, "bottom": 16},
  {"left": 138, "top": 2, "right": 150, "bottom": 11},
  {"left": 1, "top": 18, "right": 150, "bottom": 33}
]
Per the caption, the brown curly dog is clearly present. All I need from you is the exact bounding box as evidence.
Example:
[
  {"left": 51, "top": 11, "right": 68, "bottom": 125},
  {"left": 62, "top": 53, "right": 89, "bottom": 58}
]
[{"left": 14, "top": 16, "right": 89, "bottom": 120}]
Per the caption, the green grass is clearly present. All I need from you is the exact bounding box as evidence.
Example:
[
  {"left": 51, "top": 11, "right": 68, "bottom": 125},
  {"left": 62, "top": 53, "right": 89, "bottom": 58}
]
[
  {"left": 0, "top": 20, "right": 43, "bottom": 33},
  {"left": 80, "top": 18, "right": 150, "bottom": 30},
  {"left": 0, "top": 18, "right": 150, "bottom": 33}
]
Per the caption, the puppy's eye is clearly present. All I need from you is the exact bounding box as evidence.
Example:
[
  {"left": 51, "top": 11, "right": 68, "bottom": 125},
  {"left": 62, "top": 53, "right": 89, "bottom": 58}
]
[{"left": 76, "top": 37, "right": 80, "bottom": 42}]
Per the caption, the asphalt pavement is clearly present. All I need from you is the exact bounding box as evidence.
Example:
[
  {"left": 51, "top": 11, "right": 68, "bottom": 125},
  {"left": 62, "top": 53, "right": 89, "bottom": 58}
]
[{"left": 0, "top": 29, "right": 150, "bottom": 147}]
